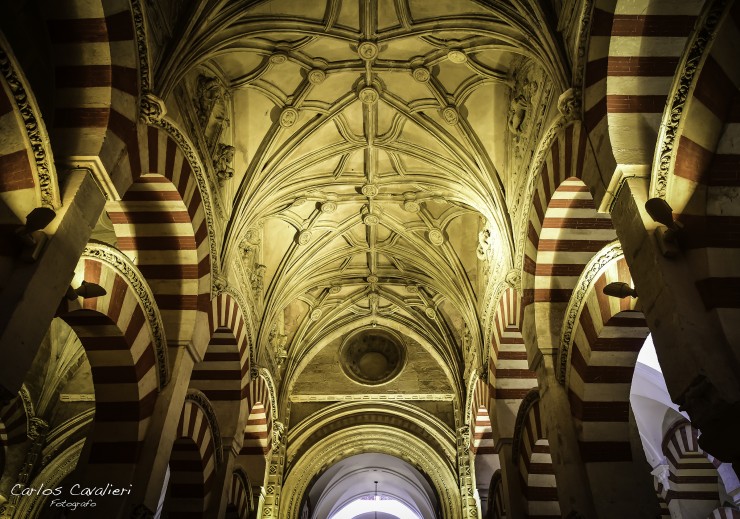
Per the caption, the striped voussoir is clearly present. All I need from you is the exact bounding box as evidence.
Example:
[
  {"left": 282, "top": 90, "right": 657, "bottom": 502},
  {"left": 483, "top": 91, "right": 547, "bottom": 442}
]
[
  {"left": 240, "top": 376, "right": 272, "bottom": 457},
  {"left": 109, "top": 126, "right": 212, "bottom": 344},
  {"left": 60, "top": 257, "right": 159, "bottom": 469},
  {"left": 515, "top": 395, "right": 560, "bottom": 519},
  {"left": 227, "top": 468, "right": 252, "bottom": 519},
  {"left": 190, "top": 293, "right": 251, "bottom": 402},
  {"left": 667, "top": 2, "right": 740, "bottom": 346},
  {"left": 167, "top": 396, "right": 219, "bottom": 518},
  {"left": 586, "top": 0, "right": 704, "bottom": 166},
  {"left": 45, "top": 0, "right": 140, "bottom": 178},
  {"left": 489, "top": 470, "right": 506, "bottom": 519},
  {"left": 709, "top": 508, "right": 740, "bottom": 519},
  {"left": 490, "top": 287, "right": 537, "bottom": 403},
  {"left": 0, "top": 396, "right": 28, "bottom": 447},
  {"left": 522, "top": 123, "right": 616, "bottom": 307},
  {"left": 566, "top": 257, "right": 649, "bottom": 463},
  {"left": 471, "top": 379, "right": 494, "bottom": 455},
  {"left": 659, "top": 421, "right": 721, "bottom": 515}
]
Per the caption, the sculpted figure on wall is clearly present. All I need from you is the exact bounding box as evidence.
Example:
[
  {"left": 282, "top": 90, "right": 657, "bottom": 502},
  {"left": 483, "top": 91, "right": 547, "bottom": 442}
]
[{"left": 213, "top": 143, "right": 235, "bottom": 185}]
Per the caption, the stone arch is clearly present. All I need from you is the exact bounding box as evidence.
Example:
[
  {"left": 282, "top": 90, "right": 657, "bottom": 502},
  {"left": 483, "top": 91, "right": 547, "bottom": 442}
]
[
  {"left": 280, "top": 425, "right": 460, "bottom": 519},
  {"left": 520, "top": 122, "right": 616, "bottom": 309},
  {"left": 653, "top": 1, "right": 740, "bottom": 350},
  {"left": 561, "top": 255, "right": 648, "bottom": 462},
  {"left": 108, "top": 126, "right": 214, "bottom": 346},
  {"left": 42, "top": 0, "right": 141, "bottom": 178},
  {"left": 489, "top": 287, "right": 537, "bottom": 439},
  {"left": 512, "top": 389, "right": 560, "bottom": 519},
  {"left": 227, "top": 467, "right": 254, "bottom": 519},
  {"left": 659, "top": 420, "right": 722, "bottom": 518},
  {"left": 58, "top": 242, "right": 166, "bottom": 484},
  {"left": 602, "top": 0, "right": 705, "bottom": 169},
  {"left": 487, "top": 469, "right": 506, "bottom": 519},
  {"left": 190, "top": 292, "right": 253, "bottom": 439},
  {"left": 164, "top": 389, "right": 223, "bottom": 518},
  {"left": 238, "top": 373, "right": 274, "bottom": 487}
]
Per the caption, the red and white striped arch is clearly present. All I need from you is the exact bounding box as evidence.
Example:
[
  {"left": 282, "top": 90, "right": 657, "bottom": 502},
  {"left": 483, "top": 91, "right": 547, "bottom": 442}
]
[
  {"left": 44, "top": 0, "right": 141, "bottom": 180},
  {"left": 659, "top": 420, "right": 721, "bottom": 517},
  {"left": 108, "top": 127, "right": 212, "bottom": 345},
  {"left": 522, "top": 123, "right": 616, "bottom": 308},
  {"left": 661, "top": 2, "right": 740, "bottom": 349},
  {"left": 166, "top": 392, "right": 222, "bottom": 519},
  {"left": 564, "top": 257, "right": 649, "bottom": 463},
  {"left": 238, "top": 374, "right": 275, "bottom": 488},
  {"left": 488, "top": 470, "right": 506, "bottom": 519},
  {"left": 471, "top": 380, "right": 494, "bottom": 456},
  {"left": 584, "top": 0, "right": 705, "bottom": 168},
  {"left": 59, "top": 254, "right": 163, "bottom": 480},
  {"left": 513, "top": 391, "right": 560, "bottom": 519},
  {"left": 489, "top": 288, "right": 537, "bottom": 421},
  {"left": 227, "top": 468, "right": 253, "bottom": 519}
]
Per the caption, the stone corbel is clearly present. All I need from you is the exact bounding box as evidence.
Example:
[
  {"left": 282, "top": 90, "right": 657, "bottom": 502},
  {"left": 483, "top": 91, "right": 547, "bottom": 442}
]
[
  {"left": 140, "top": 92, "right": 166, "bottom": 124},
  {"left": 651, "top": 463, "right": 671, "bottom": 497}
]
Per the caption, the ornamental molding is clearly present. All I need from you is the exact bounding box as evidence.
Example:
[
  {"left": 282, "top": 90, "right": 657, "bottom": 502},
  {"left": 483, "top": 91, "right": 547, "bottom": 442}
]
[
  {"left": 651, "top": 0, "right": 729, "bottom": 199},
  {"left": 511, "top": 388, "right": 540, "bottom": 466},
  {"left": 571, "top": 0, "right": 594, "bottom": 92},
  {"left": 0, "top": 34, "right": 60, "bottom": 209},
  {"left": 289, "top": 393, "right": 454, "bottom": 402},
  {"left": 259, "top": 367, "right": 279, "bottom": 422},
  {"left": 82, "top": 241, "right": 169, "bottom": 388},
  {"left": 142, "top": 108, "right": 220, "bottom": 291},
  {"left": 129, "top": 0, "right": 151, "bottom": 95},
  {"left": 186, "top": 389, "right": 223, "bottom": 469},
  {"left": 556, "top": 240, "right": 623, "bottom": 384}
]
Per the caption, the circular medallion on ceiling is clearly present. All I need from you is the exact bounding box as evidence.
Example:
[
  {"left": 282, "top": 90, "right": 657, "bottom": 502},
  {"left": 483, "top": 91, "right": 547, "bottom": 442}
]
[{"left": 340, "top": 329, "right": 405, "bottom": 385}]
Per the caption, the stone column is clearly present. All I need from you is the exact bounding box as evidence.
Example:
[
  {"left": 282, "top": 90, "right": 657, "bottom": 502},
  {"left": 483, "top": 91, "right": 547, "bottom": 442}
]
[
  {"left": 457, "top": 425, "right": 480, "bottom": 519},
  {"left": 534, "top": 354, "right": 597, "bottom": 518},
  {"left": 206, "top": 440, "right": 238, "bottom": 519},
  {"left": 261, "top": 421, "right": 286, "bottom": 518},
  {"left": 0, "top": 171, "right": 105, "bottom": 404},
  {"left": 610, "top": 178, "right": 740, "bottom": 467},
  {"left": 496, "top": 440, "right": 524, "bottom": 519}
]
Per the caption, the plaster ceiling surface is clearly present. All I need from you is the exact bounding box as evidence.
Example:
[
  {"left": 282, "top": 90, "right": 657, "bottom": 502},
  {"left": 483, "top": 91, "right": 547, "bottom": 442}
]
[{"left": 159, "top": 0, "right": 564, "bottom": 403}]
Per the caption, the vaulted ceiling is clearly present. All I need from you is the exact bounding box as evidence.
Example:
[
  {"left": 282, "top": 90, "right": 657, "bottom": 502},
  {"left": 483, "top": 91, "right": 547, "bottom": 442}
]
[{"left": 151, "top": 0, "right": 566, "bottom": 409}]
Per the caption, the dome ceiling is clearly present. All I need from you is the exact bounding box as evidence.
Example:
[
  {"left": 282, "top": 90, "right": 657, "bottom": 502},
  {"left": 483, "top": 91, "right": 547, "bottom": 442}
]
[{"left": 156, "top": 0, "right": 566, "bottom": 401}]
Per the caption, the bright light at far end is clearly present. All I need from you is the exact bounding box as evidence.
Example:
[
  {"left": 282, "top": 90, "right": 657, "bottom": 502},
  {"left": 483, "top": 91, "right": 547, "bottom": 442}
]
[{"left": 330, "top": 497, "right": 421, "bottom": 519}]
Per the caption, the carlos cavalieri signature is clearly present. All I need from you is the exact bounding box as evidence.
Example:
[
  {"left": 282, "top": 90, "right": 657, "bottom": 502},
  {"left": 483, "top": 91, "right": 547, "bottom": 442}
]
[{"left": 12, "top": 483, "right": 132, "bottom": 509}]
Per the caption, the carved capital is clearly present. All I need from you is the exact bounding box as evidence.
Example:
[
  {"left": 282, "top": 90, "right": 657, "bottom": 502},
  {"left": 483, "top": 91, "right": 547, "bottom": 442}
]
[
  {"left": 557, "top": 87, "right": 582, "bottom": 121},
  {"left": 27, "top": 417, "right": 48, "bottom": 441},
  {"left": 139, "top": 93, "right": 166, "bottom": 123}
]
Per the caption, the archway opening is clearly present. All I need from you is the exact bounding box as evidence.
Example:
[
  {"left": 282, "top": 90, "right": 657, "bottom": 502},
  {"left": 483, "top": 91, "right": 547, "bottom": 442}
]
[{"left": 303, "top": 453, "right": 439, "bottom": 519}]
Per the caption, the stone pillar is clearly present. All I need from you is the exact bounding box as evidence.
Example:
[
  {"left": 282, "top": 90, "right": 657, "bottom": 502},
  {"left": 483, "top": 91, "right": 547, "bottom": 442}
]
[
  {"left": 457, "top": 425, "right": 480, "bottom": 519},
  {"left": 206, "top": 440, "right": 238, "bottom": 519},
  {"left": 261, "top": 421, "right": 286, "bottom": 518},
  {"left": 0, "top": 417, "right": 48, "bottom": 519},
  {"left": 0, "top": 171, "right": 105, "bottom": 404},
  {"left": 535, "top": 355, "right": 597, "bottom": 518},
  {"left": 610, "top": 178, "right": 740, "bottom": 466},
  {"left": 496, "top": 440, "right": 524, "bottom": 519}
]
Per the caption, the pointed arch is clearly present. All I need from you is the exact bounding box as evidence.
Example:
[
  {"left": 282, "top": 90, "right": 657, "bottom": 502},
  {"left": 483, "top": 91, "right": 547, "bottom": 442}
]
[
  {"left": 239, "top": 372, "right": 275, "bottom": 488},
  {"left": 513, "top": 390, "right": 560, "bottom": 519},
  {"left": 164, "top": 390, "right": 223, "bottom": 519},
  {"left": 58, "top": 243, "right": 167, "bottom": 483},
  {"left": 659, "top": 420, "right": 721, "bottom": 517},
  {"left": 108, "top": 126, "right": 213, "bottom": 346},
  {"left": 521, "top": 122, "right": 617, "bottom": 308}
]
